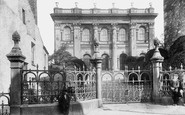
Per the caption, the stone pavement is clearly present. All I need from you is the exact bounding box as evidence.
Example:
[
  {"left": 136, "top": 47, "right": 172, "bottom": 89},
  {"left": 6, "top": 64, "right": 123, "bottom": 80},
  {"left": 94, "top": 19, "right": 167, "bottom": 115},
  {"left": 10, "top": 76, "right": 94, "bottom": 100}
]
[{"left": 87, "top": 103, "right": 185, "bottom": 115}]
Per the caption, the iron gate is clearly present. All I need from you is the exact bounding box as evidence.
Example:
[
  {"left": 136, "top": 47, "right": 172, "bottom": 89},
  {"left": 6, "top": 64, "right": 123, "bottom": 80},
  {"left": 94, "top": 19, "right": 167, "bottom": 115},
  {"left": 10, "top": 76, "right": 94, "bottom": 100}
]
[{"left": 102, "top": 70, "right": 152, "bottom": 103}]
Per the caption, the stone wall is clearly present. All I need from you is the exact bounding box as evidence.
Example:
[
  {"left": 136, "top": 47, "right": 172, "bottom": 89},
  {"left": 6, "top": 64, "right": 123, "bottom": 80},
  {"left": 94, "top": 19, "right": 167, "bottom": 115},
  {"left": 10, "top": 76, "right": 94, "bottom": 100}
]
[
  {"left": 20, "top": 99, "right": 100, "bottom": 115},
  {"left": 0, "top": 0, "right": 48, "bottom": 92}
]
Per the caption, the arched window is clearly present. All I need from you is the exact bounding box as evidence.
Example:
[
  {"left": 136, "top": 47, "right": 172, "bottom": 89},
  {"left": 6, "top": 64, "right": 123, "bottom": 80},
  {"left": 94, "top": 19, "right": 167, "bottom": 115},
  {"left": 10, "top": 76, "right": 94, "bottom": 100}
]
[
  {"left": 102, "top": 54, "right": 109, "bottom": 70},
  {"left": 118, "top": 28, "right": 126, "bottom": 41},
  {"left": 100, "top": 28, "right": 108, "bottom": 41},
  {"left": 138, "top": 27, "right": 145, "bottom": 41},
  {"left": 120, "top": 53, "right": 127, "bottom": 70},
  {"left": 82, "top": 29, "right": 90, "bottom": 41},
  {"left": 63, "top": 27, "right": 71, "bottom": 41},
  {"left": 83, "top": 54, "right": 91, "bottom": 70}
]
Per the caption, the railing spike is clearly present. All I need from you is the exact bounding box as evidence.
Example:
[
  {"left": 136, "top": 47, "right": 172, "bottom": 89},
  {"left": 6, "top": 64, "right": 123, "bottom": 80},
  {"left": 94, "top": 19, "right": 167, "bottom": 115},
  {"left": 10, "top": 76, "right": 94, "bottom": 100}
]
[
  {"left": 181, "top": 63, "right": 183, "bottom": 70},
  {"left": 36, "top": 64, "right": 39, "bottom": 70},
  {"left": 169, "top": 66, "right": 172, "bottom": 71}
]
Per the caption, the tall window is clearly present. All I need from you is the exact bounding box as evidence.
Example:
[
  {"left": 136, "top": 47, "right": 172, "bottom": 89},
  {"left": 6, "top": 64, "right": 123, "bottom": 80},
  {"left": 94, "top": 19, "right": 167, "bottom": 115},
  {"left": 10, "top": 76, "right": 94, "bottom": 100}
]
[
  {"left": 102, "top": 54, "right": 109, "bottom": 70},
  {"left": 31, "top": 42, "right": 35, "bottom": 65},
  {"left": 100, "top": 28, "right": 108, "bottom": 41},
  {"left": 63, "top": 27, "right": 71, "bottom": 41},
  {"left": 22, "top": 9, "right": 26, "bottom": 24},
  {"left": 118, "top": 28, "right": 126, "bottom": 41},
  {"left": 120, "top": 53, "right": 127, "bottom": 70},
  {"left": 83, "top": 54, "right": 91, "bottom": 70},
  {"left": 138, "top": 27, "right": 145, "bottom": 41},
  {"left": 82, "top": 29, "right": 90, "bottom": 41}
]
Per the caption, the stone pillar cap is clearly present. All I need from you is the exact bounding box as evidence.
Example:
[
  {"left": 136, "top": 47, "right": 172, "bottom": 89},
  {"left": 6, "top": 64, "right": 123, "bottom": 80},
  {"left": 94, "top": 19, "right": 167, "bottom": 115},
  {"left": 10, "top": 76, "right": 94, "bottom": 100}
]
[
  {"left": 150, "top": 39, "right": 164, "bottom": 61},
  {"left": 7, "top": 31, "right": 26, "bottom": 62}
]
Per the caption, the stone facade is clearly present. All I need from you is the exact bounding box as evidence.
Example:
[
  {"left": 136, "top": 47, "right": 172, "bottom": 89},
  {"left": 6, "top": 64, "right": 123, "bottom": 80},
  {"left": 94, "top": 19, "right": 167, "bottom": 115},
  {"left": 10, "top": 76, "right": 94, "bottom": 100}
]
[
  {"left": 0, "top": 0, "right": 48, "bottom": 92},
  {"left": 51, "top": 5, "right": 157, "bottom": 70}
]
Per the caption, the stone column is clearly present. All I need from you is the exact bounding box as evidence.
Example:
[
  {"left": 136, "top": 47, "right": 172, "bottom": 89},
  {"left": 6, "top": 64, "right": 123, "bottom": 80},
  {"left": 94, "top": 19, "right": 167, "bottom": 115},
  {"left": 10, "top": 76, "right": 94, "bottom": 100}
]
[
  {"left": 6, "top": 31, "right": 26, "bottom": 115},
  {"left": 151, "top": 40, "right": 164, "bottom": 103},
  {"left": 54, "top": 23, "right": 61, "bottom": 51},
  {"left": 111, "top": 23, "right": 118, "bottom": 71},
  {"left": 93, "top": 23, "right": 99, "bottom": 42},
  {"left": 90, "top": 42, "right": 102, "bottom": 107},
  {"left": 148, "top": 22, "right": 155, "bottom": 49},
  {"left": 73, "top": 23, "right": 81, "bottom": 58},
  {"left": 130, "top": 23, "right": 137, "bottom": 56}
]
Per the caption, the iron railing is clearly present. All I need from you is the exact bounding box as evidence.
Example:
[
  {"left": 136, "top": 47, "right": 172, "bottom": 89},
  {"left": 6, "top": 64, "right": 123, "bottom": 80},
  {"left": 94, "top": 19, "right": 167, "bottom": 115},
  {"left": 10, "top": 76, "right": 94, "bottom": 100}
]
[
  {"left": 21, "top": 68, "right": 96, "bottom": 104},
  {"left": 0, "top": 93, "right": 10, "bottom": 115},
  {"left": 159, "top": 65, "right": 185, "bottom": 97}
]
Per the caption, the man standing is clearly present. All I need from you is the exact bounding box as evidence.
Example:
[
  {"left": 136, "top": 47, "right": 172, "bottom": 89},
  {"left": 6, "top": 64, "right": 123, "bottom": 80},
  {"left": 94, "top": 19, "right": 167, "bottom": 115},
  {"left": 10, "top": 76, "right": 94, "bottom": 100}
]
[{"left": 58, "top": 88, "right": 71, "bottom": 115}]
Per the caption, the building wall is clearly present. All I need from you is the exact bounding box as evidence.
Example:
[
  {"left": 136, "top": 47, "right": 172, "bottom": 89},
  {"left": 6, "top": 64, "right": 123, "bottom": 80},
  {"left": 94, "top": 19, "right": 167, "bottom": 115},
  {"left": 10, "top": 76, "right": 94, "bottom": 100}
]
[
  {"left": 51, "top": 6, "right": 157, "bottom": 70},
  {"left": 0, "top": 0, "right": 48, "bottom": 92}
]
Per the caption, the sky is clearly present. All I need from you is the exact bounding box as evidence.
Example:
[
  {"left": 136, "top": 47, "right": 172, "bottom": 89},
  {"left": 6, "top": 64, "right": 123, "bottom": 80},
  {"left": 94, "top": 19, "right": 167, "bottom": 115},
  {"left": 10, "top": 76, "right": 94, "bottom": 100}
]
[{"left": 37, "top": 0, "right": 164, "bottom": 55}]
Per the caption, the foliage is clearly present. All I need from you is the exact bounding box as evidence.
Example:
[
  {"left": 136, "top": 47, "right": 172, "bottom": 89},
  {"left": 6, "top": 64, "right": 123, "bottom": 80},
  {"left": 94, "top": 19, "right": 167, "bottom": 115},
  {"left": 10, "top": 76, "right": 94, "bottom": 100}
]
[
  {"left": 164, "top": 0, "right": 185, "bottom": 49},
  {"left": 167, "top": 36, "right": 185, "bottom": 68},
  {"left": 48, "top": 44, "right": 85, "bottom": 71},
  {"left": 49, "top": 44, "right": 74, "bottom": 66}
]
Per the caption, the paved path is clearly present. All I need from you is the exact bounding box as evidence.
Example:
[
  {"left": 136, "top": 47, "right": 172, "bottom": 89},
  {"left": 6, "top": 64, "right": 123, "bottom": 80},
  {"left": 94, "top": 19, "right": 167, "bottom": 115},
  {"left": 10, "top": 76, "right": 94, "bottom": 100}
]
[{"left": 87, "top": 103, "right": 185, "bottom": 115}]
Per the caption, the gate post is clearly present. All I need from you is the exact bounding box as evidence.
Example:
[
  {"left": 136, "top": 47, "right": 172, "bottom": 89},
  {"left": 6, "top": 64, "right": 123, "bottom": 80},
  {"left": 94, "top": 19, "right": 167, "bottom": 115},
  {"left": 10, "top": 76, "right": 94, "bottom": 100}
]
[
  {"left": 90, "top": 42, "right": 102, "bottom": 107},
  {"left": 151, "top": 40, "right": 163, "bottom": 103},
  {"left": 7, "top": 31, "right": 26, "bottom": 115}
]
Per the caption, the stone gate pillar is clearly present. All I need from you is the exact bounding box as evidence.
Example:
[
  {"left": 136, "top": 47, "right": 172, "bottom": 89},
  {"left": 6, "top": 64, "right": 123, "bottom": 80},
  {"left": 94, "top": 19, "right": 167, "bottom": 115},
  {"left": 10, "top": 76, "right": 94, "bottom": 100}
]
[
  {"left": 151, "top": 40, "right": 163, "bottom": 103},
  {"left": 90, "top": 42, "right": 102, "bottom": 107},
  {"left": 7, "top": 31, "right": 26, "bottom": 115}
]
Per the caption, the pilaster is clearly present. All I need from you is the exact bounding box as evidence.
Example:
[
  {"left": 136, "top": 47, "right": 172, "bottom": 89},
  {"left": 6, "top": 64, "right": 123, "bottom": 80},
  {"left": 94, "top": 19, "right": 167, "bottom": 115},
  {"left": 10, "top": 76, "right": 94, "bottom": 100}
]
[
  {"left": 73, "top": 23, "right": 81, "bottom": 58},
  {"left": 129, "top": 23, "right": 137, "bottom": 56},
  {"left": 111, "top": 23, "right": 118, "bottom": 70},
  {"left": 149, "top": 22, "right": 155, "bottom": 49}
]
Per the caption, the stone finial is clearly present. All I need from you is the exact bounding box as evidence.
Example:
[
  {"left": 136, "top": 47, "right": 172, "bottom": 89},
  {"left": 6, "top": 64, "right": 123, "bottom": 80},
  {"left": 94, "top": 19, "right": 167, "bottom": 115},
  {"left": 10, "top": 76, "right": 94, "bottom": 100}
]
[
  {"left": 150, "top": 39, "right": 164, "bottom": 61},
  {"left": 7, "top": 31, "right": 26, "bottom": 62},
  {"left": 149, "top": 2, "right": 152, "bottom": 7},
  {"left": 112, "top": 3, "right": 115, "bottom": 8},
  {"left": 93, "top": 3, "right": 97, "bottom": 8},
  {"left": 131, "top": 2, "right": 134, "bottom": 8},
  {"left": 75, "top": 2, "right": 78, "bottom": 8},
  {"left": 91, "top": 41, "right": 101, "bottom": 60},
  {"left": 55, "top": 2, "right": 59, "bottom": 8}
]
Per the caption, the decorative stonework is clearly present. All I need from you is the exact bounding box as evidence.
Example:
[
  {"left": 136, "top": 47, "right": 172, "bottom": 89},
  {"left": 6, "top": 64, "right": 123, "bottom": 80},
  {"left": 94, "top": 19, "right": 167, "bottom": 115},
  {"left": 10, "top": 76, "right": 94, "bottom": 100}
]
[
  {"left": 54, "top": 23, "right": 60, "bottom": 27},
  {"left": 149, "top": 22, "right": 155, "bottom": 27},
  {"left": 7, "top": 31, "right": 26, "bottom": 62},
  {"left": 151, "top": 39, "right": 164, "bottom": 61}
]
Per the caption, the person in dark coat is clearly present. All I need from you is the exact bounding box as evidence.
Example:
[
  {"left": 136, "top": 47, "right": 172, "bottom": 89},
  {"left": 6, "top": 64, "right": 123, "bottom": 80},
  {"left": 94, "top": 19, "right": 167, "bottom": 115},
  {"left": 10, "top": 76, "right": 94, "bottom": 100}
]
[
  {"left": 58, "top": 89, "right": 71, "bottom": 115},
  {"left": 170, "top": 74, "right": 184, "bottom": 105}
]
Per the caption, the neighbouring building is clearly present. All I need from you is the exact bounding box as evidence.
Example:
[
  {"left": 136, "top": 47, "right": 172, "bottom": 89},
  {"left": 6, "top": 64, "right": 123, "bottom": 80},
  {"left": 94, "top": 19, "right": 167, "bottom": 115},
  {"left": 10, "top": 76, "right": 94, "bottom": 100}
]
[
  {"left": 0, "top": 0, "right": 48, "bottom": 92},
  {"left": 50, "top": 3, "right": 157, "bottom": 71},
  {"left": 164, "top": 0, "right": 185, "bottom": 49}
]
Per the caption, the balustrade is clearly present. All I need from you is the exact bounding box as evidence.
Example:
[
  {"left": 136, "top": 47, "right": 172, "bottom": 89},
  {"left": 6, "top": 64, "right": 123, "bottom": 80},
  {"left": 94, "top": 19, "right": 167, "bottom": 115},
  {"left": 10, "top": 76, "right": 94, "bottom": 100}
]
[{"left": 54, "top": 8, "right": 153, "bottom": 14}]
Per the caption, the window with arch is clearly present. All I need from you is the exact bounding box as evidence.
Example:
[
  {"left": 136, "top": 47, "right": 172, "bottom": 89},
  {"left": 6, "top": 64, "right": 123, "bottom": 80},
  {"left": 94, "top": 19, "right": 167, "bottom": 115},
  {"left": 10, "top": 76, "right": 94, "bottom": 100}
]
[
  {"left": 120, "top": 53, "right": 127, "bottom": 70},
  {"left": 118, "top": 28, "right": 127, "bottom": 41},
  {"left": 102, "top": 54, "right": 109, "bottom": 70},
  {"left": 100, "top": 28, "right": 108, "bottom": 41},
  {"left": 82, "top": 29, "right": 90, "bottom": 41},
  {"left": 83, "top": 54, "right": 91, "bottom": 70},
  {"left": 138, "top": 27, "right": 146, "bottom": 41},
  {"left": 63, "top": 27, "right": 71, "bottom": 41}
]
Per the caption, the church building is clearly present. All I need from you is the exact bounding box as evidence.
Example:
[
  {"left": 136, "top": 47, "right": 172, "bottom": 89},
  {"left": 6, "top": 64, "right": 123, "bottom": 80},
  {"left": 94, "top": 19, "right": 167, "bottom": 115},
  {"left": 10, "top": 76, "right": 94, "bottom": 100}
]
[{"left": 50, "top": 3, "right": 157, "bottom": 71}]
